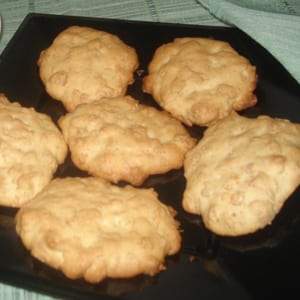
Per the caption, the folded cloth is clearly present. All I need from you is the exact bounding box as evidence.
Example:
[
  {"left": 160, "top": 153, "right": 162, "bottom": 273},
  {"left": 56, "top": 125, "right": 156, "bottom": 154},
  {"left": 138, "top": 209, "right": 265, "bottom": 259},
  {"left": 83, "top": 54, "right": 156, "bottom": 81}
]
[{"left": 197, "top": 0, "right": 300, "bottom": 84}]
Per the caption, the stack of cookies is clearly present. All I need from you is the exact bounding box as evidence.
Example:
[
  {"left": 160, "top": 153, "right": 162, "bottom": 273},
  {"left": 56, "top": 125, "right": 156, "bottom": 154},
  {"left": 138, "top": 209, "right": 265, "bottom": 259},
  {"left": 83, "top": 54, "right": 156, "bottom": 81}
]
[
  {"left": 142, "top": 35, "right": 300, "bottom": 236},
  {"left": 1, "top": 25, "right": 300, "bottom": 284},
  {"left": 12, "top": 26, "right": 191, "bottom": 283}
]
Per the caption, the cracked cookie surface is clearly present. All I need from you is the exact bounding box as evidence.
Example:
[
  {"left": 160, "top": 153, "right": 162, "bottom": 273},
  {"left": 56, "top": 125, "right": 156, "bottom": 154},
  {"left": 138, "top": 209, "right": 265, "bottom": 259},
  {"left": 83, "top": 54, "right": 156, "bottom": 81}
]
[
  {"left": 15, "top": 176, "right": 181, "bottom": 283},
  {"left": 0, "top": 94, "right": 67, "bottom": 207},
  {"left": 38, "top": 26, "right": 139, "bottom": 111},
  {"left": 183, "top": 112, "right": 300, "bottom": 236},
  {"left": 58, "top": 95, "right": 196, "bottom": 185},
  {"left": 143, "top": 37, "right": 257, "bottom": 126}
]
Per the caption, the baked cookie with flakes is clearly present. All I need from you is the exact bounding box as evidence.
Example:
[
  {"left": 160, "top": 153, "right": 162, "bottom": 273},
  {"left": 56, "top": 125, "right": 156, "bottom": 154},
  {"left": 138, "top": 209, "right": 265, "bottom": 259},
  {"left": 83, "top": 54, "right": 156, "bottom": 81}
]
[
  {"left": 58, "top": 95, "right": 196, "bottom": 185},
  {"left": 183, "top": 112, "right": 300, "bottom": 236},
  {"left": 38, "top": 26, "right": 139, "bottom": 111},
  {"left": 143, "top": 37, "right": 257, "bottom": 126},
  {"left": 0, "top": 94, "right": 67, "bottom": 207},
  {"left": 15, "top": 176, "right": 181, "bottom": 283}
]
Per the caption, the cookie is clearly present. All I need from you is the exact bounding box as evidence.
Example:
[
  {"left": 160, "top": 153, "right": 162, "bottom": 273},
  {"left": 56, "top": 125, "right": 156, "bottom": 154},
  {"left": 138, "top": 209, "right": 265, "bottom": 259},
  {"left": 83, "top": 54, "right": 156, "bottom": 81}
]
[
  {"left": 15, "top": 177, "right": 181, "bottom": 283},
  {"left": 143, "top": 37, "right": 257, "bottom": 126},
  {"left": 183, "top": 112, "right": 300, "bottom": 236},
  {"left": 0, "top": 94, "right": 67, "bottom": 207},
  {"left": 38, "top": 26, "right": 139, "bottom": 111},
  {"left": 58, "top": 96, "right": 196, "bottom": 185}
]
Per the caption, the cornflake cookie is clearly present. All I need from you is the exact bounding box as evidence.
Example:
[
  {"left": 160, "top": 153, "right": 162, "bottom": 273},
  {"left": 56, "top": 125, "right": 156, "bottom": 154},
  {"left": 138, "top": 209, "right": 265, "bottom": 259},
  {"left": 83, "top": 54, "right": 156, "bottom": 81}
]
[
  {"left": 15, "top": 177, "right": 181, "bottom": 283},
  {"left": 0, "top": 94, "right": 67, "bottom": 207},
  {"left": 38, "top": 26, "right": 139, "bottom": 111},
  {"left": 143, "top": 37, "right": 257, "bottom": 126},
  {"left": 58, "top": 96, "right": 196, "bottom": 185},
  {"left": 183, "top": 112, "right": 300, "bottom": 236}
]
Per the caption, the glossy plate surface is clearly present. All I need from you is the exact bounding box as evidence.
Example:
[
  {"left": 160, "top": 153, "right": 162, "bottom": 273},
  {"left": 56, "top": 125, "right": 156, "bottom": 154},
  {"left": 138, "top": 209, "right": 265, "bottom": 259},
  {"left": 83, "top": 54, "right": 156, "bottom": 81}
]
[{"left": 0, "top": 13, "right": 300, "bottom": 300}]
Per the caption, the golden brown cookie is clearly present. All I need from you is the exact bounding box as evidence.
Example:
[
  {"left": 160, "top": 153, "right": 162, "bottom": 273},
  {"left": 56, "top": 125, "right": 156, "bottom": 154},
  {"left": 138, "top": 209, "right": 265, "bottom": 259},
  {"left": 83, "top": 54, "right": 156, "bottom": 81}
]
[
  {"left": 0, "top": 94, "right": 67, "bottom": 207},
  {"left": 38, "top": 26, "right": 139, "bottom": 111},
  {"left": 183, "top": 112, "right": 300, "bottom": 236},
  {"left": 58, "top": 95, "right": 196, "bottom": 185},
  {"left": 15, "top": 177, "right": 181, "bottom": 283},
  {"left": 143, "top": 37, "right": 257, "bottom": 126}
]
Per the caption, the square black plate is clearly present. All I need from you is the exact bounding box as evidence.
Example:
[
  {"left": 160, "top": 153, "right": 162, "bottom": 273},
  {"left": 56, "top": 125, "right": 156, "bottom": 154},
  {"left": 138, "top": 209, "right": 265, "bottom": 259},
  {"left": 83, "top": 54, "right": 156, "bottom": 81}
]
[{"left": 0, "top": 13, "right": 300, "bottom": 300}]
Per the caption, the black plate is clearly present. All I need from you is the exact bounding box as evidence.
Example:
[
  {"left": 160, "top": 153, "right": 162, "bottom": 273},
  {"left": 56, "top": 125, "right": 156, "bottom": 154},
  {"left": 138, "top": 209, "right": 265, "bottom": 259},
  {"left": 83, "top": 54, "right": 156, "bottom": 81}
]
[{"left": 0, "top": 13, "right": 300, "bottom": 300}]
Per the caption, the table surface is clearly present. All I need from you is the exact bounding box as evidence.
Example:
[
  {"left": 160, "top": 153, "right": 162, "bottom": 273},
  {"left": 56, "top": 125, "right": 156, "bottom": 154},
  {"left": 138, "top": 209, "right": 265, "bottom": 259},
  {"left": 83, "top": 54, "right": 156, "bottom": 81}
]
[{"left": 0, "top": 1, "right": 299, "bottom": 299}]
